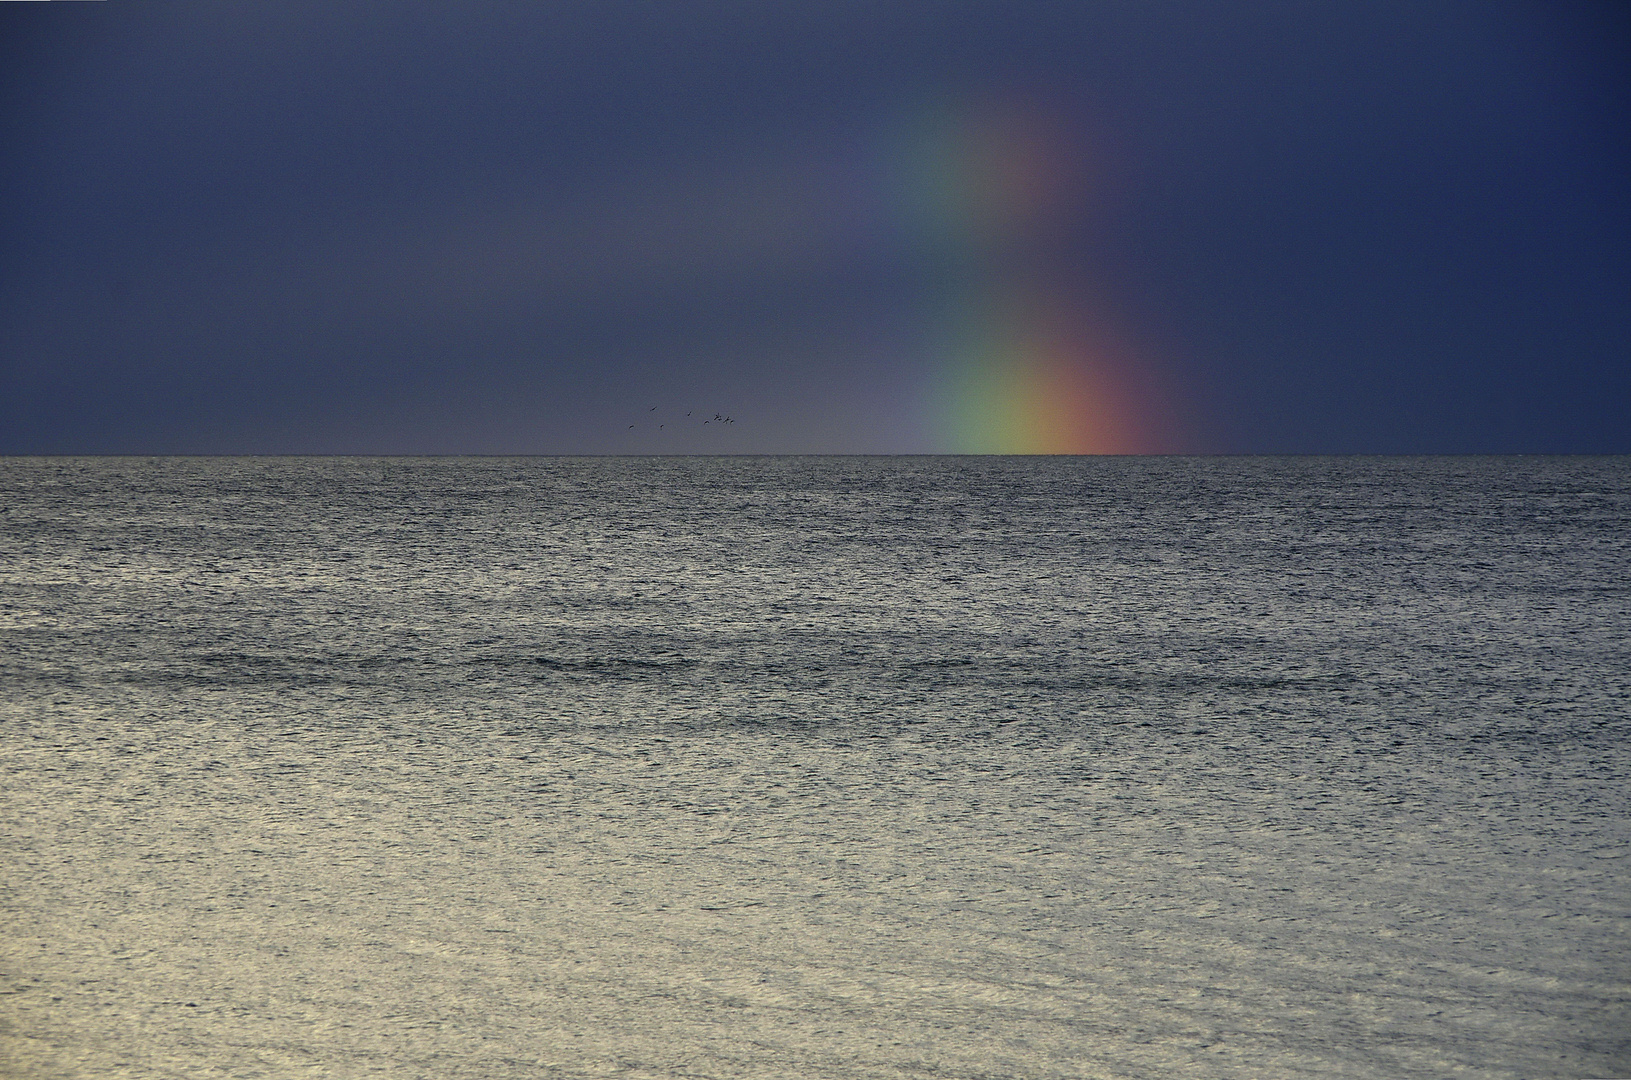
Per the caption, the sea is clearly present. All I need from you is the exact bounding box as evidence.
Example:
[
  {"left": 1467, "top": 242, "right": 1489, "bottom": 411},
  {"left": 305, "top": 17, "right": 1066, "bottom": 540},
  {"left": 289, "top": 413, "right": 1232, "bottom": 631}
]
[{"left": 2, "top": 454, "right": 1627, "bottom": 1080}]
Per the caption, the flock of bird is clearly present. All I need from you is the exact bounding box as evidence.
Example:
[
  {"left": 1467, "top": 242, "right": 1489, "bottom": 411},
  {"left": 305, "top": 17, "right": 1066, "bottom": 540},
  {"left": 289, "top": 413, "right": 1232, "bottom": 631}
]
[{"left": 627, "top": 407, "right": 736, "bottom": 431}]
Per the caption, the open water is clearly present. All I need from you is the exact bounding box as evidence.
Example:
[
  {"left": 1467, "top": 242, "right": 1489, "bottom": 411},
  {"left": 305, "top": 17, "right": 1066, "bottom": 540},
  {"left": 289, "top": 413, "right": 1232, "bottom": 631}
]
[{"left": 2, "top": 455, "right": 1628, "bottom": 1079}]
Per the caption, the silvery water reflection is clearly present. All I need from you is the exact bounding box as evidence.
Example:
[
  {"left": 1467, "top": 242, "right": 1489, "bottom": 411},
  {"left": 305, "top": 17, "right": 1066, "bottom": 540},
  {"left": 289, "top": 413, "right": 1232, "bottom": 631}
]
[{"left": 2, "top": 456, "right": 1627, "bottom": 1078}]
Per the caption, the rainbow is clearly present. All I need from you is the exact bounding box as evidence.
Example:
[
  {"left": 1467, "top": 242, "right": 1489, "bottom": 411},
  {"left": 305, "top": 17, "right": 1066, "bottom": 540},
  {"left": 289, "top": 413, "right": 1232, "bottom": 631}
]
[
  {"left": 884, "top": 97, "right": 1176, "bottom": 454},
  {"left": 935, "top": 299, "right": 1151, "bottom": 454}
]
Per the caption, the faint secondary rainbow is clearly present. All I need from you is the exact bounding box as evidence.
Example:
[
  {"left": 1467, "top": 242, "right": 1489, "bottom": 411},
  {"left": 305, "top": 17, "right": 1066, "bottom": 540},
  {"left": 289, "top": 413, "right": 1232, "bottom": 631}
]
[{"left": 883, "top": 96, "right": 1175, "bottom": 454}]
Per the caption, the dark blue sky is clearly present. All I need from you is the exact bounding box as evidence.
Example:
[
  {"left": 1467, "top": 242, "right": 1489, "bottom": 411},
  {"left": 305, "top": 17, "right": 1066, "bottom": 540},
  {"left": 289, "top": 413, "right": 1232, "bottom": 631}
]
[{"left": 3, "top": 1, "right": 1626, "bottom": 453}]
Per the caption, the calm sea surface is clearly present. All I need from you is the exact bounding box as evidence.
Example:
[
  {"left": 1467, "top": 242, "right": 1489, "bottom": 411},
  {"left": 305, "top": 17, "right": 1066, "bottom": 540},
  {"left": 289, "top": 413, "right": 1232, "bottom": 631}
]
[{"left": 2, "top": 455, "right": 1628, "bottom": 1079}]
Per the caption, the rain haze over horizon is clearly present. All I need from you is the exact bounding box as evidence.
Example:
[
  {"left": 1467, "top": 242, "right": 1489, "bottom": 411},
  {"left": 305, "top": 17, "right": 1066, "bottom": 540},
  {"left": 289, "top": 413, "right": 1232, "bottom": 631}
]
[{"left": 2, "top": 1, "right": 1627, "bottom": 455}]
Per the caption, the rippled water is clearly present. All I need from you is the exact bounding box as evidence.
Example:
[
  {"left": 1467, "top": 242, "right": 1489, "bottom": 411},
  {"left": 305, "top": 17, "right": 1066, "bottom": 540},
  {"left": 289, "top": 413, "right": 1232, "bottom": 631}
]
[{"left": 3, "top": 455, "right": 1628, "bottom": 1079}]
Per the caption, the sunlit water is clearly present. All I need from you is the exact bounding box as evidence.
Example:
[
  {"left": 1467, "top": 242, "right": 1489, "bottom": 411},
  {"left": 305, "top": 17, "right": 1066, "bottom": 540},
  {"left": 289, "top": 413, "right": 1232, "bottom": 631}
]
[{"left": 2, "top": 456, "right": 1628, "bottom": 1080}]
